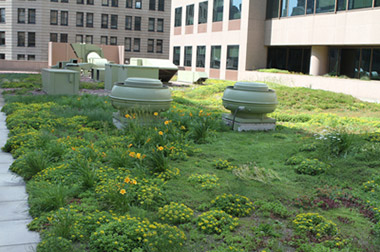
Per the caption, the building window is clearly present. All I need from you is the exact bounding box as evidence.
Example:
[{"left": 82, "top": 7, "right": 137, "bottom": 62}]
[
  {"left": 62, "top": 0, "right": 69, "bottom": 2},
  {"left": 100, "top": 36, "right": 108, "bottom": 45},
  {"left": 196, "top": 46, "right": 206, "bottom": 68},
  {"left": 198, "top": 1, "right": 208, "bottom": 24},
  {"left": 87, "top": 0, "right": 94, "bottom": 4},
  {"left": 28, "top": 32, "right": 35, "bottom": 47},
  {"left": 126, "top": 0, "right": 133, "bottom": 8},
  {"left": 50, "top": 33, "right": 58, "bottom": 42},
  {"left": 210, "top": 45, "right": 221, "bottom": 69},
  {"left": 226, "top": 45, "right": 239, "bottom": 70},
  {"left": 147, "top": 39, "right": 154, "bottom": 52},
  {"left": 266, "top": 0, "right": 280, "bottom": 19},
  {"left": 77, "top": 0, "right": 84, "bottom": 4},
  {"left": 17, "top": 54, "right": 25, "bottom": 60},
  {"left": 50, "top": 10, "right": 58, "bottom": 25},
  {"left": 184, "top": 46, "right": 192, "bottom": 67},
  {"left": 76, "top": 34, "right": 83, "bottom": 43},
  {"left": 186, "top": 4, "right": 194, "bottom": 25},
  {"left": 148, "top": 18, "right": 155, "bottom": 31},
  {"left": 61, "top": 11, "right": 68, "bottom": 26},
  {"left": 51, "top": 0, "right": 58, "bottom": 2},
  {"left": 111, "top": 15, "right": 118, "bottom": 29},
  {"left": 86, "top": 13, "right": 93, "bottom": 27},
  {"left": 157, "top": 18, "right": 164, "bottom": 32},
  {"left": 229, "top": 0, "right": 241, "bottom": 20},
  {"left": 76, "top": 12, "right": 84, "bottom": 27},
  {"left": 348, "top": 0, "right": 373, "bottom": 10},
  {"left": 18, "top": 32, "right": 25, "bottom": 47},
  {"left": 267, "top": 47, "right": 310, "bottom": 74},
  {"left": 102, "top": 0, "right": 109, "bottom": 6},
  {"left": 158, "top": 0, "right": 164, "bottom": 11},
  {"left": 376, "top": 0, "right": 380, "bottom": 7},
  {"left": 28, "top": 55, "right": 36, "bottom": 61},
  {"left": 125, "top": 37, "right": 131, "bottom": 51},
  {"left": 213, "top": 0, "right": 223, "bottom": 22},
  {"left": 0, "top": 8, "right": 5, "bottom": 23},
  {"left": 133, "top": 38, "right": 140, "bottom": 52},
  {"left": 18, "top": 8, "right": 25, "bottom": 23},
  {"left": 156, "top": 39, "right": 163, "bottom": 53},
  {"left": 136, "top": 0, "right": 142, "bottom": 9},
  {"left": 28, "top": 9, "right": 36, "bottom": 24},
  {"left": 86, "top": 35, "right": 93, "bottom": 44},
  {"left": 134, "top": 17, "right": 141, "bottom": 30},
  {"left": 60, "top": 33, "right": 68, "bottom": 43},
  {"left": 337, "top": 0, "right": 347, "bottom": 11},
  {"left": 174, "top": 7, "right": 182, "bottom": 27},
  {"left": 173, "top": 47, "right": 180, "bottom": 65},
  {"left": 149, "top": 0, "right": 156, "bottom": 10},
  {"left": 0, "top": 32, "right": 4, "bottom": 46},
  {"left": 101, "top": 14, "right": 108, "bottom": 28},
  {"left": 110, "top": 36, "right": 117, "bottom": 45},
  {"left": 112, "top": 0, "right": 119, "bottom": 7},
  {"left": 125, "top": 16, "right": 132, "bottom": 30},
  {"left": 0, "top": 54, "right": 5, "bottom": 60}
]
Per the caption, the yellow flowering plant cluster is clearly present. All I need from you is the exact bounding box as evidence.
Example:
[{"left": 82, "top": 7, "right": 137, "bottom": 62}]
[
  {"left": 213, "top": 159, "right": 237, "bottom": 171},
  {"left": 158, "top": 202, "right": 194, "bottom": 224},
  {"left": 210, "top": 194, "right": 254, "bottom": 217},
  {"left": 362, "top": 177, "right": 380, "bottom": 193},
  {"left": 294, "top": 159, "right": 329, "bottom": 176},
  {"left": 188, "top": 173, "right": 220, "bottom": 190},
  {"left": 196, "top": 210, "right": 239, "bottom": 234},
  {"left": 366, "top": 132, "right": 380, "bottom": 142},
  {"left": 154, "top": 167, "right": 180, "bottom": 181},
  {"left": 292, "top": 213, "right": 338, "bottom": 240}
]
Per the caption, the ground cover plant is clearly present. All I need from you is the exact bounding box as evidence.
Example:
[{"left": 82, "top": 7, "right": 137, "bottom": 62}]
[{"left": 2, "top": 75, "right": 380, "bottom": 251}]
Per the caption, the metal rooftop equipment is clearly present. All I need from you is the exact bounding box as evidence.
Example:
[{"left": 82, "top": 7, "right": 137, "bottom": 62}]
[{"left": 130, "top": 58, "right": 178, "bottom": 82}]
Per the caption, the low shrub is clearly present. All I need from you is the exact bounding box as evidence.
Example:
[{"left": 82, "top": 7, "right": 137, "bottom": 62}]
[
  {"left": 196, "top": 210, "right": 239, "bottom": 234},
  {"left": 213, "top": 159, "right": 236, "bottom": 170},
  {"left": 254, "top": 200, "right": 291, "bottom": 218},
  {"left": 295, "top": 159, "right": 329, "bottom": 176},
  {"left": 37, "top": 236, "right": 73, "bottom": 252},
  {"left": 158, "top": 202, "right": 194, "bottom": 224},
  {"left": 292, "top": 213, "right": 338, "bottom": 240},
  {"left": 211, "top": 194, "right": 254, "bottom": 217},
  {"left": 188, "top": 173, "right": 219, "bottom": 190}
]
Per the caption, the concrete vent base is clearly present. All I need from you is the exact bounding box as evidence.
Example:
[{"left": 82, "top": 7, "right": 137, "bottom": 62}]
[{"left": 222, "top": 114, "right": 276, "bottom": 132}]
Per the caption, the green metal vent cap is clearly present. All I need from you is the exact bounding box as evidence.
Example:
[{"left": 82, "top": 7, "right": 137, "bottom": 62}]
[
  {"left": 124, "top": 77, "right": 163, "bottom": 88},
  {"left": 234, "top": 82, "right": 269, "bottom": 92}
]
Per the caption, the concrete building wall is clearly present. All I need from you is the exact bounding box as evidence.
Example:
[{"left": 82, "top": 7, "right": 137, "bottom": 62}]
[{"left": 0, "top": 0, "right": 171, "bottom": 62}]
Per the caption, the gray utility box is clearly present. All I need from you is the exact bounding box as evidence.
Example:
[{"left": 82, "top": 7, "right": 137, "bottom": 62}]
[
  {"left": 42, "top": 69, "right": 80, "bottom": 95},
  {"left": 104, "top": 64, "right": 159, "bottom": 90},
  {"left": 92, "top": 68, "right": 105, "bottom": 82}
]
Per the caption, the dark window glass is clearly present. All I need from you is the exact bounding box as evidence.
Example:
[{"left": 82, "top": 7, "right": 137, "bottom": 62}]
[
  {"left": 87, "top": 0, "right": 94, "bottom": 4},
  {"left": 110, "top": 36, "right": 117, "bottom": 45},
  {"left": 148, "top": 18, "right": 155, "bottom": 31},
  {"left": 0, "top": 32, "right": 5, "bottom": 46},
  {"left": 0, "top": 8, "right": 5, "bottom": 23},
  {"left": 77, "top": 0, "right": 84, "bottom": 4},
  {"left": 156, "top": 39, "right": 163, "bottom": 53},
  {"left": 136, "top": 0, "right": 142, "bottom": 9},
  {"left": 134, "top": 38, "right": 140, "bottom": 52},
  {"left": 101, "top": 36, "right": 108, "bottom": 45},
  {"left": 126, "top": 0, "right": 132, "bottom": 8},
  {"left": 112, "top": 0, "right": 118, "bottom": 7},
  {"left": 86, "top": 13, "right": 93, "bottom": 27},
  {"left": 28, "top": 55, "right": 35, "bottom": 61},
  {"left": 186, "top": 4, "right": 194, "bottom": 25},
  {"left": 60, "top": 33, "right": 68, "bottom": 43},
  {"left": 101, "top": 14, "right": 108, "bottom": 28},
  {"left": 173, "top": 47, "right": 180, "bottom": 65},
  {"left": 302, "top": 49, "right": 311, "bottom": 74},
  {"left": 125, "top": 16, "right": 132, "bottom": 30},
  {"left": 76, "top": 12, "right": 84, "bottom": 27},
  {"left": 28, "top": 9, "right": 36, "bottom": 24},
  {"left": 17, "top": 54, "right": 25, "bottom": 60},
  {"left": 267, "top": 47, "right": 287, "bottom": 70},
  {"left": 184, "top": 46, "right": 192, "bottom": 66},
  {"left": 199, "top": 1, "right": 208, "bottom": 24},
  {"left": 18, "top": 8, "right": 25, "bottom": 23},
  {"left": 229, "top": 0, "right": 241, "bottom": 20},
  {"left": 50, "top": 33, "right": 58, "bottom": 42},
  {"left": 328, "top": 48, "right": 340, "bottom": 76},
  {"left": 288, "top": 0, "right": 305, "bottom": 16},
  {"left": 287, "top": 48, "right": 303, "bottom": 72},
  {"left": 158, "top": 0, "right": 165, "bottom": 11},
  {"left": 76, "top": 34, "right": 83, "bottom": 43},
  {"left": 210, "top": 45, "right": 221, "bottom": 69},
  {"left": 306, "top": 0, "right": 315, "bottom": 14},
  {"left": 111, "top": 15, "right": 118, "bottom": 29},
  {"left": 149, "top": 0, "right": 156, "bottom": 10},
  {"left": 213, "top": 0, "right": 223, "bottom": 22},
  {"left": 266, "top": 0, "right": 280, "bottom": 19},
  {"left": 376, "top": 0, "right": 380, "bottom": 6},
  {"left": 28, "top": 32, "right": 36, "bottom": 47},
  {"left": 125, "top": 37, "right": 131, "bottom": 51},
  {"left": 174, "top": 7, "right": 182, "bottom": 27},
  {"left": 157, "top": 18, "right": 164, "bottom": 32},
  {"left": 102, "top": 0, "right": 109, "bottom": 5},
  {"left": 340, "top": 49, "right": 360, "bottom": 78},
  {"left": 18, "top": 32, "right": 25, "bottom": 47},
  {"left": 348, "top": 0, "right": 372, "bottom": 10},
  {"left": 196, "top": 46, "right": 206, "bottom": 68},
  {"left": 86, "top": 35, "right": 93, "bottom": 44},
  {"left": 316, "top": 0, "right": 335, "bottom": 13},
  {"left": 371, "top": 49, "right": 380, "bottom": 80},
  {"left": 61, "top": 0, "right": 69, "bottom": 2},
  {"left": 227, "top": 45, "right": 239, "bottom": 70},
  {"left": 359, "top": 49, "right": 371, "bottom": 79},
  {"left": 135, "top": 16, "right": 141, "bottom": 30},
  {"left": 51, "top": 0, "right": 58, "bottom": 2},
  {"left": 337, "top": 0, "right": 347, "bottom": 10},
  {"left": 148, "top": 39, "right": 154, "bottom": 52},
  {"left": 0, "top": 54, "right": 5, "bottom": 59},
  {"left": 61, "top": 11, "right": 68, "bottom": 26}
]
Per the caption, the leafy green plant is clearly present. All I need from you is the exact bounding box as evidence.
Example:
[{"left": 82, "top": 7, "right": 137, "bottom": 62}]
[
  {"left": 213, "top": 159, "right": 236, "bottom": 170},
  {"left": 158, "top": 202, "right": 194, "bottom": 224},
  {"left": 294, "top": 159, "right": 329, "bottom": 176},
  {"left": 188, "top": 173, "right": 219, "bottom": 190},
  {"left": 316, "top": 130, "right": 354, "bottom": 157},
  {"left": 196, "top": 210, "right": 239, "bottom": 234},
  {"left": 13, "top": 150, "right": 50, "bottom": 180},
  {"left": 211, "top": 194, "right": 254, "bottom": 217},
  {"left": 254, "top": 200, "right": 291, "bottom": 218},
  {"left": 37, "top": 236, "right": 73, "bottom": 252},
  {"left": 292, "top": 213, "right": 338, "bottom": 240}
]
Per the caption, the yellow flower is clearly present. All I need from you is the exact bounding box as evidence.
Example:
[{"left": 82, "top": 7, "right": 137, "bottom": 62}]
[
  {"left": 154, "top": 112, "right": 158, "bottom": 116},
  {"left": 128, "top": 144, "right": 133, "bottom": 148},
  {"left": 136, "top": 153, "right": 141, "bottom": 159},
  {"left": 159, "top": 131, "right": 164, "bottom": 135},
  {"left": 120, "top": 189, "right": 126, "bottom": 195},
  {"left": 129, "top": 152, "right": 136, "bottom": 158},
  {"left": 164, "top": 120, "right": 170, "bottom": 125},
  {"left": 71, "top": 147, "right": 76, "bottom": 151},
  {"left": 124, "top": 177, "right": 130, "bottom": 183},
  {"left": 157, "top": 146, "right": 164, "bottom": 151},
  {"left": 125, "top": 114, "right": 131, "bottom": 118},
  {"left": 180, "top": 126, "right": 186, "bottom": 130},
  {"left": 131, "top": 180, "right": 137, "bottom": 185}
]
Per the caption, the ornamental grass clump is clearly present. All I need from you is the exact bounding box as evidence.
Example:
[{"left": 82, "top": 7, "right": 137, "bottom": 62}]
[
  {"left": 158, "top": 202, "right": 194, "bottom": 224},
  {"left": 295, "top": 159, "right": 329, "bottom": 176},
  {"left": 292, "top": 213, "right": 338, "bottom": 241},
  {"left": 188, "top": 173, "right": 220, "bottom": 190},
  {"left": 210, "top": 194, "right": 254, "bottom": 217},
  {"left": 196, "top": 210, "right": 239, "bottom": 234}
]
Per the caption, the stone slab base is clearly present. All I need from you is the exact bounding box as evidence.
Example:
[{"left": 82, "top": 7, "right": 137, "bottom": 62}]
[{"left": 222, "top": 114, "right": 276, "bottom": 132}]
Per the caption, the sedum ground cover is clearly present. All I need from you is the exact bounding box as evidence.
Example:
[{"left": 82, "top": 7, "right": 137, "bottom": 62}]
[{"left": 1, "top": 75, "right": 380, "bottom": 251}]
